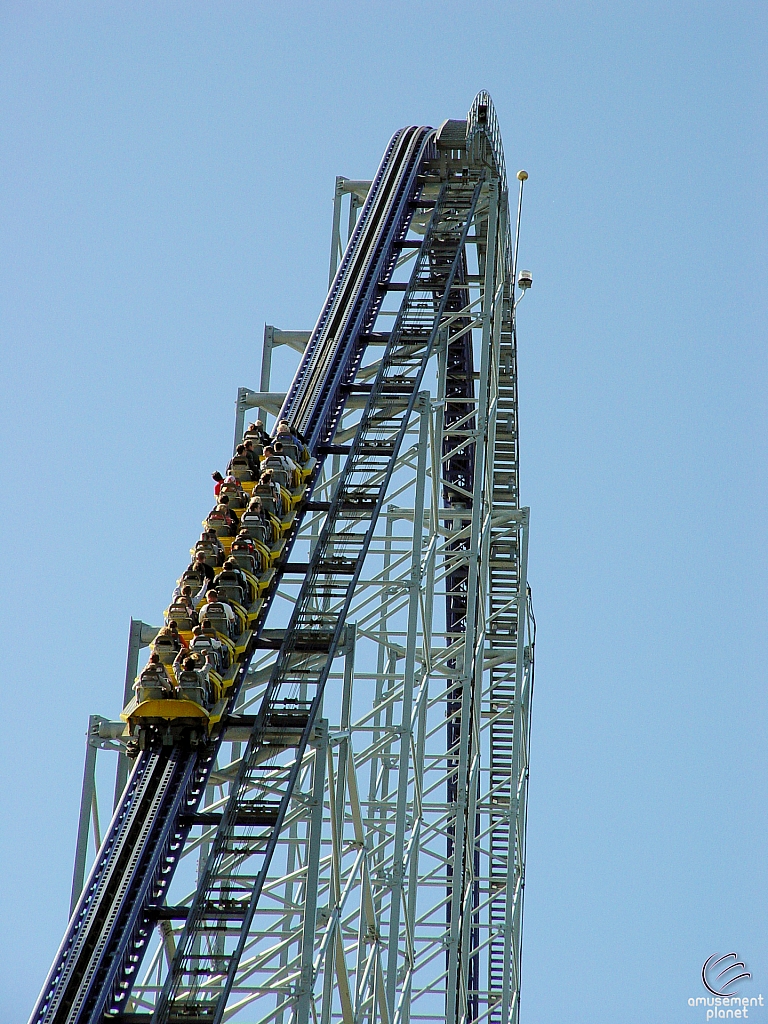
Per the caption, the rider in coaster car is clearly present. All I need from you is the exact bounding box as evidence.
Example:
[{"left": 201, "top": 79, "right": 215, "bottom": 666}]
[
  {"left": 227, "top": 444, "right": 258, "bottom": 482},
  {"left": 212, "top": 470, "right": 225, "bottom": 496},
  {"left": 243, "top": 439, "right": 262, "bottom": 473},
  {"left": 217, "top": 557, "right": 253, "bottom": 605},
  {"left": 198, "top": 587, "right": 237, "bottom": 638},
  {"left": 253, "top": 471, "right": 283, "bottom": 518},
  {"left": 196, "top": 529, "right": 225, "bottom": 567},
  {"left": 153, "top": 620, "right": 189, "bottom": 663},
  {"left": 217, "top": 476, "right": 248, "bottom": 510},
  {"left": 275, "top": 419, "right": 310, "bottom": 465},
  {"left": 260, "top": 445, "right": 295, "bottom": 491},
  {"left": 173, "top": 551, "right": 214, "bottom": 604},
  {"left": 189, "top": 624, "right": 227, "bottom": 672},
  {"left": 240, "top": 497, "right": 274, "bottom": 546},
  {"left": 176, "top": 585, "right": 199, "bottom": 623},
  {"left": 202, "top": 620, "right": 231, "bottom": 669},
  {"left": 172, "top": 651, "right": 215, "bottom": 706},
  {"left": 206, "top": 495, "right": 239, "bottom": 537},
  {"left": 135, "top": 652, "right": 175, "bottom": 701},
  {"left": 231, "top": 530, "right": 259, "bottom": 573},
  {"left": 272, "top": 441, "right": 300, "bottom": 487},
  {"left": 166, "top": 594, "right": 197, "bottom": 632},
  {"left": 245, "top": 420, "right": 272, "bottom": 447},
  {"left": 189, "top": 549, "right": 215, "bottom": 588}
]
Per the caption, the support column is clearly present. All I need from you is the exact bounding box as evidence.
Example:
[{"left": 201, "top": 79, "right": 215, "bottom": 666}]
[
  {"left": 366, "top": 508, "right": 394, "bottom": 986},
  {"left": 329, "top": 178, "right": 369, "bottom": 286},
  {"left": 347, "top": 191, "right": 360, "bottom": 248},
  {"left": 71, "top": 716, "right": 99, "bottom": 915},
  {"left": 113, "top": 619, "right": 157, "bottom": 809},
  {"left": 295, "top": 720, "right": 329, "bottom": 1024},
  {"left": 234, "top": 387, "right": 251, "bottom": 453},
  {"left": 385, "top": 394, "right": 430, "bottom": 1018},
  {"left": 329, "top": 177, "right": 344, "bottom": 287},
  {"left": 335, "top": 625, "right": 356, "bottom": 852},
  {"left": 401, "top": 404, "right": 439, "bottom": 1024},
  {"left": 258, "top": 325, "right": 275, "bottom": 428}
]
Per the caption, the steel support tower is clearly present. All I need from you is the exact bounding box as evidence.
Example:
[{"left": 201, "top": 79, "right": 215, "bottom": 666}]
[{"left": 30, "top": 92, "right": 535, "bottom": 1024}]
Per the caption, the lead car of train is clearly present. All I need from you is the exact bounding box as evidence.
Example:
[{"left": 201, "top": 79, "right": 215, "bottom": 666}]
[{"left": 121, "top": 433, "right": 315, "bottom": 751}]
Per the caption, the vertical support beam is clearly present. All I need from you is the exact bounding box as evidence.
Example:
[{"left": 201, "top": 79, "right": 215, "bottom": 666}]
[
  {"left": 319, "top": 881, "right": 336, "bottom": 1024},
  {"left": 74, "top": 620, "right": 159, "bottom": 927},
  {"left": 335, "top": 625, "right": 356, "bottom": 845},
  {"left": 259, "top": 325, "right": 275, "bottom": 428},
  {"left": 368, "top": 511, "right": 395, "bottom": 931},
  {"left": 385, "top": 394, "right": 430, "bottom": 1018},
  {"left": 401, "top": 427, "right": 438, "bottom": 1024},
  {"left": 296, "top": 720, "right": 329, "bottom": 1024},
  {"left": 234, "top": 387, "right": 250, "bottom": 454},
  {"left": 113, "top": 618, "right": 155, "bottom": 810},
  {"left": 290, "top": 631, "right": 354, "bottom": 1024},
  {"left": 347, "top": 192, "right": 359, "bottom": 248},
  {"left": 324, "top": 745, "right": 355, "bottom": 1024},
  {"left": 91, "top": 784, "right": 102, "bottom": 851},
  {"left": 71, "top": 715, "right": 99, "bottom": 916},
  {"left": 329, "top": 177, "right": 345, "bottom": 287},
  {"left": 446, "top": 181, "right": 499, "bottom": 1024}
]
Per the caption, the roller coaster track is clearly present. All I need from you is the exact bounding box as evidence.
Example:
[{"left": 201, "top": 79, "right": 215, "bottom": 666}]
[
  {"left": 29, "top": 93, "right": 534, "bottom": 1024},
  {"left": 154, "top": 176, "right": 482, "bottom": 1024}
]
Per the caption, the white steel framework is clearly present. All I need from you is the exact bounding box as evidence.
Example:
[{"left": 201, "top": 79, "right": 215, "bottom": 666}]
[{"left": 63, "top": 93, "right": 534, "bottom": 1024}]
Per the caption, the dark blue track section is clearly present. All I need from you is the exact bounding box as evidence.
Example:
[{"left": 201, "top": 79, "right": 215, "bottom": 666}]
[
  {"left": 29, "top": 123, "right": 435, "bottom": 1024},
  {"left": 280, "top": 126, "right": 435, "bottom": 447}
]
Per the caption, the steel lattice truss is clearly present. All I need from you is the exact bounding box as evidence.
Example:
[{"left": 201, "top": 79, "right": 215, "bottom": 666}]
[{"left": 52, "top": 94, "right": 534, "bottom": 1024}]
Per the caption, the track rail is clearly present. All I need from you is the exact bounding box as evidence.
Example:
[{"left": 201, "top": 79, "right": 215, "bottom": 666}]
[{"left": 282, "top": 126, "right": 434, "bottom": 445}]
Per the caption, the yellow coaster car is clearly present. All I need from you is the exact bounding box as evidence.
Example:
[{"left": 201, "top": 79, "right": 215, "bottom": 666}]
[
  {"left": 122, "top": 695, "right": 209, "bottom": 726},
  {"left": 121, "top": 693, "right": 227, "bottom": 746}
]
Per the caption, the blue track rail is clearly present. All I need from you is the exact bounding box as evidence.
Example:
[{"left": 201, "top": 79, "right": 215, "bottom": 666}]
[{"left": 29, "top": 124, "right": 435, "bottom": 1024}]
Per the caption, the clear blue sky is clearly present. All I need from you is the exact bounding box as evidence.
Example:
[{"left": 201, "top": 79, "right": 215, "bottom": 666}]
[{"left": 1, "top": 3, "right": 766, "bottom": 1021}]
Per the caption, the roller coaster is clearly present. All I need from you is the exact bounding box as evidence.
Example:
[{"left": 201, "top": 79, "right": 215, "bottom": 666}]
[{"left": 29, "top": 92, "right": 535, "bottom": 1024}]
